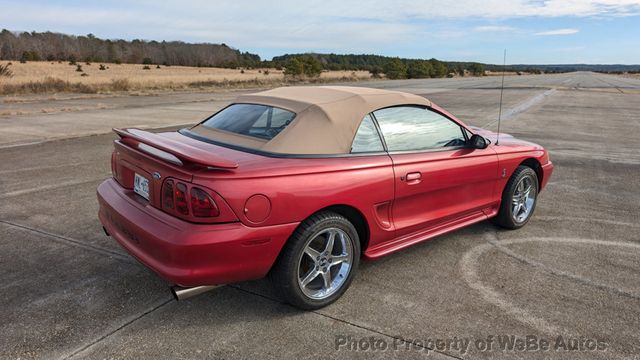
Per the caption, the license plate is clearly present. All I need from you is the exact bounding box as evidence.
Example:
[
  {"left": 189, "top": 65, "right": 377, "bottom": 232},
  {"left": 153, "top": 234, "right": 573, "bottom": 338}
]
[{"left": 133, "top": 173, "right": 150, "bottom": 200}]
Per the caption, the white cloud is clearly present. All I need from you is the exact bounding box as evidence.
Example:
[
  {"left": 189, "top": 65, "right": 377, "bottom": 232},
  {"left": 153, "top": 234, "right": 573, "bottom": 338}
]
[
  {"left": 0, "top": 0, "right": 636, "bottom": 58},
  {"left": 535, "top": 28, "right": 580, "bottom": 35},
  {"left": 206, "top": 0, "right": 640, "bottom": 20},
  {"left": 474, "top": 26, "right": 516, "bottom": 32}
]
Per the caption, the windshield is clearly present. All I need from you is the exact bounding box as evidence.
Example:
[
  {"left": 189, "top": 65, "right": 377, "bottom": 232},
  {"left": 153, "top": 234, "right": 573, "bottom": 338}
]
[{"left": 200, "top": 103, "right": 296, "bottom": 140}]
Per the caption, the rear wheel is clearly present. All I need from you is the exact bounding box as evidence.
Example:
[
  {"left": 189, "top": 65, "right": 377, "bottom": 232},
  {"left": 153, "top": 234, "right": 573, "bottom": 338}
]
[
  {"left": 494, "top": 165, "right": 539, "bottom": 229},
  {"left": 270, "top": 211, "right": 360, "bottom": 309}
]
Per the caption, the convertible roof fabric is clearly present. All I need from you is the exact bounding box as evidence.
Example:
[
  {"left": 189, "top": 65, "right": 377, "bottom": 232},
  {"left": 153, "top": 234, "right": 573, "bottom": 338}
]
[{"left": 191, "top": 86, "right": 432, "bottom": 154}]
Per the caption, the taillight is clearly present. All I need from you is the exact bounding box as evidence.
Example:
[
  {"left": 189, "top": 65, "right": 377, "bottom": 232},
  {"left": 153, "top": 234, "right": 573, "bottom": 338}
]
[
  {"left": 161, "top": 178, "right": 223, "bottom": 222},
  {"left": 190, "top": 187, "right": 219, "bottom": 217},
  {"left": 175, "top": 182, "right": 189, "bottom": 215},
  {"left": 162, "top": 180, "right": 174, "bottom": 210}
]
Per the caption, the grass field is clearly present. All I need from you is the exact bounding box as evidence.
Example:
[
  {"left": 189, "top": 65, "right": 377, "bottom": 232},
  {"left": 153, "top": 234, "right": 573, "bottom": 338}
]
[{"left": 0, "top": 61, "right": 372, "bottom": 95}]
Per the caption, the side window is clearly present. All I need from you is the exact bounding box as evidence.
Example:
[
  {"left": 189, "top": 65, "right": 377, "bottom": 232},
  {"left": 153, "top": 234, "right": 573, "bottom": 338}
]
[
  {"left": 351, "top": 115, "right": 385, "bottom": 153},
  {"left": 373, "top": 106, "right": 466, "bottom": 151}
]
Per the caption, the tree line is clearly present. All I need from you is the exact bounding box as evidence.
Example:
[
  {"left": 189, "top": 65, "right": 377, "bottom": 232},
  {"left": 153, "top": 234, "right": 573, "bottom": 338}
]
[
  {"left": 0, "top": 30, "right": 259, "bottom": 67},
  {"left": 272, "top": 53, "right": 487, "bottom": 79},
  {"left": 7, "top": 30, "right": 626, "bottom": 79},
  {"left": 0, "top": 30, "right": 487, "bottom": 78}
]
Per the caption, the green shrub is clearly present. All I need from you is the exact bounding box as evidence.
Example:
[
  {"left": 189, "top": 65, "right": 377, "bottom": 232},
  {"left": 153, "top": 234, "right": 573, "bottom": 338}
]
[
  {"left": 383, "top": 58, "right": 407, "bottom": 79},
  {"left": 428, "top": 59, "right": 447, "bottom": 78},
  {"left": 142, "top": 65, "right": 151, "bottom": 70},
  {"left": 99, "top": 64, "right": 107, "bottom": 70},
  {"left": 142, "top": 57, "right": 153, "bottom": 65},
  {"left": 469, "top": 63, "right": 485, "bottom": 76},
  {"left": 283, "top": 55, "right": 322, "bottom": 78},
  {"left": 20, "top": 51, "right": 41, "bottom": 63},
  {"left": 76, "top": 64, "right": 83, "bottom": 72},
  {"left": 369, "top": 65, "right": 383, "bottom": 78},
  {"left": 407, "top": 60, "right": 433, "bottom": 79}
]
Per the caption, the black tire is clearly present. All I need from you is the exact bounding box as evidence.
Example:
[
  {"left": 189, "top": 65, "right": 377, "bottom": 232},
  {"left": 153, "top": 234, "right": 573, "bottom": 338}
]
[
  {"left": 493, "top": 165, "right": 539, "bottom": 230},
  {"left": 269, "top": 211, "right": 360, "bottom": 310}
]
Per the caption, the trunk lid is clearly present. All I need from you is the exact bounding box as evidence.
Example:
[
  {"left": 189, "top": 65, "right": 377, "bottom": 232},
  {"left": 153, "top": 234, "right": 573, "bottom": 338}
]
[
  {"left": 114, "top": 128, "right": 238, "bottom": 169},
  {"left": 111, "top": 128, "right": 241, "bottom": 209}
]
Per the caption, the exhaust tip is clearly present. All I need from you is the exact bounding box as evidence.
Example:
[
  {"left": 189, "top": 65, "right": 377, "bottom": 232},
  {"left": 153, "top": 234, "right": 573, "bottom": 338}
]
[
  {"left": 170, "top": 286, "right": 180, "bottom": 301},
  {"left": 171, "top": 285, "right": 220, "bottom": 301}
]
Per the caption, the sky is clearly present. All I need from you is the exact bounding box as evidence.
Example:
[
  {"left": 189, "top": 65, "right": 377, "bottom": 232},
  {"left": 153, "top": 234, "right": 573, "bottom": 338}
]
[{"left": 2, "top": 0, "right": 640, "bottom": 64}]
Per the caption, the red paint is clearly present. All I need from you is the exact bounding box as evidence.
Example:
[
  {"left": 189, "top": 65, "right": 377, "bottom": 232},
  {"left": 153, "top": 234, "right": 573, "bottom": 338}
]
[
  {"left": 97, "top": 103, "right": 553, "bottom": 286},
  {"left": 244, "top": 194, "right": 271, "bottom": 223}
]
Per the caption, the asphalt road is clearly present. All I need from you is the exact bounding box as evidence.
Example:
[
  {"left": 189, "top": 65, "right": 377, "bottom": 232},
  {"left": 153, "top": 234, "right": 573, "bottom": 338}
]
[{"left": 1, "top": 72, "right": 639, "bottom": 359}]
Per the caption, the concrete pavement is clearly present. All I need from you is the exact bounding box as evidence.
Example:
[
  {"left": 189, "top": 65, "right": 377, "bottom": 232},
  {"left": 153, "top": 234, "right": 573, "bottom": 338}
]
[{"left": 1, "top": 72, "right": 639, "bottom": 359}]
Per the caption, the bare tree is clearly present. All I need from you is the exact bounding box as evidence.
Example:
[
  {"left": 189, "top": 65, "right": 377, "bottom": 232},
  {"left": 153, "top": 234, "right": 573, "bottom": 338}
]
[{"left": 0, "top": 29, "right": 261, "bottom": 67}]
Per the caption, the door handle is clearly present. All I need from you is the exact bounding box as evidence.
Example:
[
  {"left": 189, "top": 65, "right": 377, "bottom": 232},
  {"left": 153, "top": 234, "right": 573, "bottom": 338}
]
[{"left": 405, "top": 172, "right": 422, "bottom": 184}]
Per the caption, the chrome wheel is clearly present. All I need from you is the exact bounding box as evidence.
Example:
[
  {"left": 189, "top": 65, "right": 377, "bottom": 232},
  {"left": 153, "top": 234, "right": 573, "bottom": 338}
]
[
  {"left": 511, "top": 174, "right": 537, "bottom": 223},
  {"left": 297, "top": 227, "right": 353, "bottom": 300}
]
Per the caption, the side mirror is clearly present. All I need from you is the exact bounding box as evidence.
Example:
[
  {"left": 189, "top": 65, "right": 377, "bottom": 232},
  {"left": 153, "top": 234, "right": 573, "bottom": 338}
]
[{"left": 468, "top": 134, "right": 488, "bottom": 149}]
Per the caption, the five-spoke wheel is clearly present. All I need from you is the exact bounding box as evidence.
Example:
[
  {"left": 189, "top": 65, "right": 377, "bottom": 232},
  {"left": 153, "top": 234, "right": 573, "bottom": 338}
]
[
  {"left": 297, "top": 228, "right": 353, "bottom": 300},
  {"left": 270, "top": 212, "right": 360, "bottom": 309},
  {"left": 511, "top": 174, "right": 536, "bottom": 223},
  {"left": 494, "top": 165, "right": 539, "bottom": 229}
]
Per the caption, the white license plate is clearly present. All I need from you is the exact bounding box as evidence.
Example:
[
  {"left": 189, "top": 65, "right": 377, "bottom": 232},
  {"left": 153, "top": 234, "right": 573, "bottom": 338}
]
[{"left": 133, "top": 173, "right": 150, "bottom": 200}]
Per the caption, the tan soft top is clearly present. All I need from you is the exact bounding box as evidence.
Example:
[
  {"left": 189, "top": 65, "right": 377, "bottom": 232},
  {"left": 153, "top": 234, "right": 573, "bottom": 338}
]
[{"left": 191, "top": 86, "right": 432, "bottom": 155}]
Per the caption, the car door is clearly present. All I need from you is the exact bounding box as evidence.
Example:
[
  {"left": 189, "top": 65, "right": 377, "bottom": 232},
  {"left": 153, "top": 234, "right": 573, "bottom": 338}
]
[{"left": 372, "top": 106, "right": 498, "bottom": 238}]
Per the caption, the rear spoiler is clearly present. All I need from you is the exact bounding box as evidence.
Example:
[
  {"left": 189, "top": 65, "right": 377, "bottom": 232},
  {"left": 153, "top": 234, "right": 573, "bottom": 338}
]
[{"left": 113, "top": 128, "right": 238, "bottom": 169}]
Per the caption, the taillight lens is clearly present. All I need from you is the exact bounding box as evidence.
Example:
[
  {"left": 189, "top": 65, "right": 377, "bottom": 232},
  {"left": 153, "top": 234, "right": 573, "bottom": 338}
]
[
  {"left": 162, "top": 180, "right": 174, "bottom": 210},
  {"left": 161, "top": 178, "right": 222, "bottom": 221},
  {"left": 190, "top": 187, "right": 219, "bottom": 217},
  {"left": 175, "top": 182, "right": 189, "bottom": 215}
]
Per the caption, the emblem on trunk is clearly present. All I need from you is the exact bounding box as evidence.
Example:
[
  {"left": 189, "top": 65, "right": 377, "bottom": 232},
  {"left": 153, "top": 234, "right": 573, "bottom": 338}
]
[{"left": 152, "top": 172, "right": 161, "bottom": 180}]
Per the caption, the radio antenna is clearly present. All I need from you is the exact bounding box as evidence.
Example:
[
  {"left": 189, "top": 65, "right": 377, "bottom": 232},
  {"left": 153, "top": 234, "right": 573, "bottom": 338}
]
[{"left": 496, "top": 49, "right": 506, "bottom": 146}]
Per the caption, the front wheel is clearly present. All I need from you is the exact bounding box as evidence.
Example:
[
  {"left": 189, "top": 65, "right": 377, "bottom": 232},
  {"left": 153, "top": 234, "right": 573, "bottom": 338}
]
[
  {"left": 270, "top": 212, "right": 360, "bottom": 310},
  {"left": 494, "top": 165, "right": 539, "bottom": 229}
]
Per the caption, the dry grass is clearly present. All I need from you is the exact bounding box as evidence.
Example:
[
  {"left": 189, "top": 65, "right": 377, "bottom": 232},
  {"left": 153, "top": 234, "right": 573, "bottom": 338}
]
[
  {"left": 484, "top": 71, "right": 531, "bottom": 76},
  {"left": 0, "top": 61, "right": 371, "bottom": 95}
]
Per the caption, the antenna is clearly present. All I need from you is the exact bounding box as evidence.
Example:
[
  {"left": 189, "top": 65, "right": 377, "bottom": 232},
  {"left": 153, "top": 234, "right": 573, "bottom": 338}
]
[{"left": 496, "top": 49, "right": 506, "bottom": 146}]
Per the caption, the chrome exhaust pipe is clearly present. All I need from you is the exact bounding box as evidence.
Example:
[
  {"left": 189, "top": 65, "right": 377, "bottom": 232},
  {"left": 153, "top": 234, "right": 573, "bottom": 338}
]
[{"left": 171, "top": 285, "right": 221, "bottom": 301}]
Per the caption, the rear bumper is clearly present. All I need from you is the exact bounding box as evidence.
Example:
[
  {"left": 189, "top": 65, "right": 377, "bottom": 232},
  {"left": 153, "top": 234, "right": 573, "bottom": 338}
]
[
  {"left": 97, "top": 179, "right": 298, "bottom": 287},
  {"left": 540, "top": 161, "right": 554, "bottom": 191}
]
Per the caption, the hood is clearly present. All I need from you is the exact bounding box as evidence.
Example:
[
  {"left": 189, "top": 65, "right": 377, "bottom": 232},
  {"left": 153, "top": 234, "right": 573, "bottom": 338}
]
[{"left": 469, "top": 126, "right": 543, "bottom": 151}]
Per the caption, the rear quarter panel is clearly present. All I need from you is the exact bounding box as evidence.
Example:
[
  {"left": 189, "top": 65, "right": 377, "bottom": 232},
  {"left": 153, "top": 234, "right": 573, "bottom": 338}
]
[{"left": 193, "top": 154, "right": 397, "bottom": 248}]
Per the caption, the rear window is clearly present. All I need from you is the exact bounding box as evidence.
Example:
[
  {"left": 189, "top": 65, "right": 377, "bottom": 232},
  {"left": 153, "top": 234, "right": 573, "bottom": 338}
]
[{"left": 201, "top": 104, "right": 296, "bottom": 140}]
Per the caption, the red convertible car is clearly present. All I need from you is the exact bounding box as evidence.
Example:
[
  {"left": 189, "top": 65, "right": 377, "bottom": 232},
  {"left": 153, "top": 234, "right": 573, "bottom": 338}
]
[{"left": 97, "top": 86, "right": 553, "bottom": 309}]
